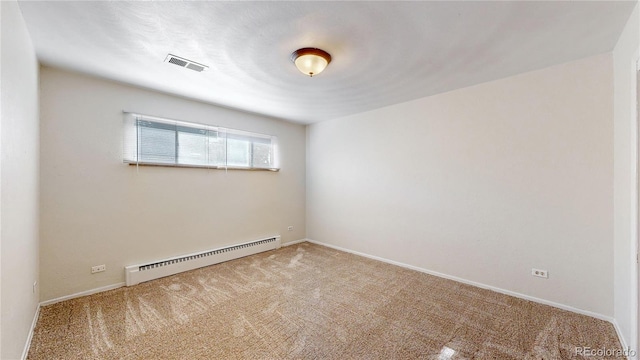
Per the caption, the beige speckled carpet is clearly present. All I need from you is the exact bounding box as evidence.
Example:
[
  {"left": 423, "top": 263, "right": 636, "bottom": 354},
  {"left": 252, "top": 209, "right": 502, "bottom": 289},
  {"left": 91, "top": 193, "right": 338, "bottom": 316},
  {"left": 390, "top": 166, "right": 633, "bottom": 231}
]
[{"left": 28, "top": 242, "right": 623, "bottom": 359}]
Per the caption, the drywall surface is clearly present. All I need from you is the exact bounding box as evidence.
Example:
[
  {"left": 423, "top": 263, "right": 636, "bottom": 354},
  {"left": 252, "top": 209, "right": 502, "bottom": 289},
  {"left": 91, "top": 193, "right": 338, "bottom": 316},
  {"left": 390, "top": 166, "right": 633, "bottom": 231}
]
[
  {"left": 613, "top": 2, "right": 639, "bottom": 352},
  {"left": 39, "top": 67, "right": 306, "bottom": 301},
  {"left": 307, "top": 54, "right": 614, "bottom": 316},
  {"left": 1, "top": 1, "right": 40, "bottom": 358},
  {"left": 1, "top": 4, "right": 3, "bottom": 356}
]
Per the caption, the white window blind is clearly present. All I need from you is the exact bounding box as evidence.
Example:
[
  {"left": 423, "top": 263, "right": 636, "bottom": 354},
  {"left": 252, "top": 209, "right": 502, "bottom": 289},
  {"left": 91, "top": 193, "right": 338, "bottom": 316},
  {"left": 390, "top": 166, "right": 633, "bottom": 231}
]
[{"left": 123, "top": 113, "right": 279, "bottom": 170}]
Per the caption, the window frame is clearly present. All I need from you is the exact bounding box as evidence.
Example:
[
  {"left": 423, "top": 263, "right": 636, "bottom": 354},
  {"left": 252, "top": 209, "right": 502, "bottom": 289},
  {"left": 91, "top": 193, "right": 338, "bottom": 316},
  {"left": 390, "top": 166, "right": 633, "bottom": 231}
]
[{"left": 123, "top": 112, "right": 279, "bottom": 171}]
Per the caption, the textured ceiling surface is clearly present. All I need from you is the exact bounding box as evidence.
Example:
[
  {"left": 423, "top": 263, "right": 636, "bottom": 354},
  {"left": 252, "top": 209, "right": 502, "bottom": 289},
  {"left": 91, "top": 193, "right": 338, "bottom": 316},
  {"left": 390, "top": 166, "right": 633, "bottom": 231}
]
[{"left": 18, "top": 1, "right": 636, "bottom": 124}]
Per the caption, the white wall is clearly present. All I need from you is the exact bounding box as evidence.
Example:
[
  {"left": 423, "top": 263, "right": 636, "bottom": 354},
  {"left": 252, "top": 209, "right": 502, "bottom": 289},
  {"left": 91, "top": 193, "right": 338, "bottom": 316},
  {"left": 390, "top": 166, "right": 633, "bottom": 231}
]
[
  {"left": 1, "top": 1, "right": 40, "bottom": 359},
  {"left": 613, "top": 2, "right": 639, "bottom": 353},
  {"left": 1, "top": 3, "right": 4, "bottom": 355},
  {"left": 307, "top": 54, "right": 614, "bottom": 317},
  {"left": 39, "top": 67, "right": 306, "bottom": 302},
  {"left": 1, "top": 4, "right": 3, "bottom": 357}
]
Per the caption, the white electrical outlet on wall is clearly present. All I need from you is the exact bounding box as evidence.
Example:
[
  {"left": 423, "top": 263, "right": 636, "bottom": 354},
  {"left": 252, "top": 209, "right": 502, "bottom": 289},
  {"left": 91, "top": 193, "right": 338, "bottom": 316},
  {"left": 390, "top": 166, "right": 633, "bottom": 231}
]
[
  {"left": 91, "top": 264, "right": 106, "bottom": 274},
  {"left": 531, "top": 268, "right": 548, "bottom": 278}
]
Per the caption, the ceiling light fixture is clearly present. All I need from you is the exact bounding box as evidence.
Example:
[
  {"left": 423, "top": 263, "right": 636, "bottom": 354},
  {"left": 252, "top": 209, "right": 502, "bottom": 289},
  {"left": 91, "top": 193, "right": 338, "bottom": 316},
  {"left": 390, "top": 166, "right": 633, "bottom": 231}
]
[{"left": 291, "top": 48, "right": 331, "bottom": 77}]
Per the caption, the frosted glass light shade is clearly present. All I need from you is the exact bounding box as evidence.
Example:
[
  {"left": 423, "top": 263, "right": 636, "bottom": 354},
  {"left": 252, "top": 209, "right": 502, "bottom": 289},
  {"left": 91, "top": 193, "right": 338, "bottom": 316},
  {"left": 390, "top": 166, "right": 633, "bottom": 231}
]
[{"left": 291, "top": 48, "right": 331, "bottom": 77}]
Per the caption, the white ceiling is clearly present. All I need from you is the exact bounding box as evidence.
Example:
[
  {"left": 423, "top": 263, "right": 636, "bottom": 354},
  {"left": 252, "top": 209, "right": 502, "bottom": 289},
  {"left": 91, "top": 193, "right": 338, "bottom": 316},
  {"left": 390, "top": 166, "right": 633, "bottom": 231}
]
[{"left": 18, "top": 1, "right": 637, "bottom": 124}]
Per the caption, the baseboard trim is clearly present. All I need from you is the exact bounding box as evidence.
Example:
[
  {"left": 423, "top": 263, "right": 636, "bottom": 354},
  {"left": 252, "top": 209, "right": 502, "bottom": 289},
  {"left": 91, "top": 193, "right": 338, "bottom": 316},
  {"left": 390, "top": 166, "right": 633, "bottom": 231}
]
[
  {"left": 282, "top": 238, "right": 309, "bottom": 247},
  {"left": 612, "top": 319, "right": 633, "bottom": 360},
  {"left": 40, "top": 282, "right": 126, "bottom": 307},
  {"left": 306, "top": 239, "right": 614, "bottom": 323},
  {"left": 21, "top": 304, "right": 40, "bottom": 360}
]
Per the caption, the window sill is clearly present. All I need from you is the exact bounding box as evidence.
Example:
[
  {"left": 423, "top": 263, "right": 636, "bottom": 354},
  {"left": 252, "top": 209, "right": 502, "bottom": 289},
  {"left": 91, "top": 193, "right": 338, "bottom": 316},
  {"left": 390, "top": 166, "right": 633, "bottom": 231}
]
[{"left": 125, "top": 161, "right": 280, "bottom": 172}]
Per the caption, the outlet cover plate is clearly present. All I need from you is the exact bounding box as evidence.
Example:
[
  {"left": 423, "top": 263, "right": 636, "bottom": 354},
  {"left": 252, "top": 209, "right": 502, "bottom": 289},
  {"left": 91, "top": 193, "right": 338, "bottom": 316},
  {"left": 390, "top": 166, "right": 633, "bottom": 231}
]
[
  {"left": 91, "top": 264, "right": 106, "bottom": 274},
  {"left": 531, "top": 268, "right": 548, "bottom": 278}
]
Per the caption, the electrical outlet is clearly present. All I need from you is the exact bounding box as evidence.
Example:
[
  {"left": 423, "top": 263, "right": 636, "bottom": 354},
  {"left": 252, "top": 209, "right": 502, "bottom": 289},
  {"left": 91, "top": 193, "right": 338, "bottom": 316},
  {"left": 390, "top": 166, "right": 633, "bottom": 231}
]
[
  {"left": 91, "top": 264, "right": 106, "bottom": 274},
  {"left": 531, "top": 268, "right": 548, "bottom": 278},
  {"left": 287, "top": 226, "right": 294, "bottom": 231}
]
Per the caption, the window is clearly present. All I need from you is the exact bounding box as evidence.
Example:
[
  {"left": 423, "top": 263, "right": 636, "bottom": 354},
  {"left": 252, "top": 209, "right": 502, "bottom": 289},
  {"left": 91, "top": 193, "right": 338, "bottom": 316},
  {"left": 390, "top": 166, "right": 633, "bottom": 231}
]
[{"left": 123, "top": 113, "right": 278, "bottom": 170}]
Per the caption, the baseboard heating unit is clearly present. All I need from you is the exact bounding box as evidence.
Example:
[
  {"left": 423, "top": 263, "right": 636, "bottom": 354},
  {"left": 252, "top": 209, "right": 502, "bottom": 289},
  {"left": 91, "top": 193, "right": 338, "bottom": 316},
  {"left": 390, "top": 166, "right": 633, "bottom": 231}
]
[{"left": 125, "top": 235, "right": 281, "bottom": 286}]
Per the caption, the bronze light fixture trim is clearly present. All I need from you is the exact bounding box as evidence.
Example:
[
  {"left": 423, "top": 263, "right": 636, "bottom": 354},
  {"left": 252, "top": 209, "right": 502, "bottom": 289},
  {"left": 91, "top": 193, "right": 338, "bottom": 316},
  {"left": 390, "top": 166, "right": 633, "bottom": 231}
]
[{"left": 291, "top": 48, "right": 332, "bottom": 77}]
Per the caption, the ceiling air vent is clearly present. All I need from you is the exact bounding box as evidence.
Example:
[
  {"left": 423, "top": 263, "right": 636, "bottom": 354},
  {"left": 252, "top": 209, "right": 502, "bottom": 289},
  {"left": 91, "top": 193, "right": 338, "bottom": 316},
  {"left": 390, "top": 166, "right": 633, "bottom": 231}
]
[{"left": 164, "top": 54, "right": 208, "bottom": 72}]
